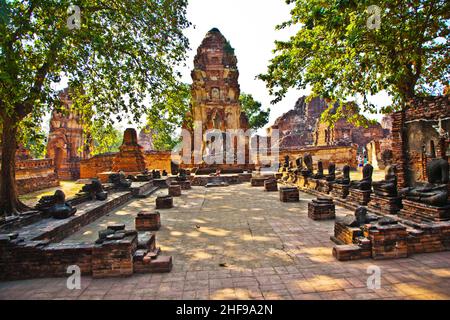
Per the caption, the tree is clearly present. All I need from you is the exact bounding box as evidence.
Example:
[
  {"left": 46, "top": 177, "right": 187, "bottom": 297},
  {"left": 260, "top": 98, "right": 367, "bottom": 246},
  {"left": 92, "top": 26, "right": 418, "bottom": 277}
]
[
  {"left": 88, "top": 121, "right": 122, "bottom": 156},
  {"left": 0, "top": 0, "right": 190, "bottom": 216},
  {"left": 144, "top": 83, "right": 191, "bottom": 151},
  {"left": 259, "top": 0, "right": 449, "bottom": 114},
  {"left": 239, "top": 93, "right": 270, "bottom": 130}
]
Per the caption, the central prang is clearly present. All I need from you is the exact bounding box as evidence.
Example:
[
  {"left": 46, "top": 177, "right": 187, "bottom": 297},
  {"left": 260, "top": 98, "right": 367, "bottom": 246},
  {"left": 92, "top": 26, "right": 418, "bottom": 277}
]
[{"left": 181, "top": 28, "right": 253, "bottom": 174}]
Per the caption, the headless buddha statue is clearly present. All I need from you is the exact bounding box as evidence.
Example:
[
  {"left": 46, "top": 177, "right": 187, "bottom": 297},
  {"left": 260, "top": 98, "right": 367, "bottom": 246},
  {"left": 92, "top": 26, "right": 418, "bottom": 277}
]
[
  {"left": 335, "top": 165, "right": 351, "bottom": 185},
  {"left": 350, "top": 164, "right": 373, "bottom": 191},
  {"left": 36, "top": 190, "right": 77, "bottom": 219},
  {"left": 109, "top": 172, "right": 132, "bottom": 189},
  {"left": 372, "top": 165, "right": 398, "bottom": 197},
  {"left": 312, "top": 161, "right": 325, "bottom": 179},
  {"left": 301, "top": 154, "right": 314, "bottom": 177},
  {"left": 325, "top": 163, "right": 336, "bottom": 182},
  {"left": 400, "top": 158, "right": 449, "bottom": 206},
  {"left": 81, "top": 179, "right": 108, "bottom": 201}
]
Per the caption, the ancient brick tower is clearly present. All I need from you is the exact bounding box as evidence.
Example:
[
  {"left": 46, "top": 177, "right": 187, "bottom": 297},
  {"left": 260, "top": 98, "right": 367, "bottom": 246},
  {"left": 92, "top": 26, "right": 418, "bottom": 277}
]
[
  {"left": 112, "top": 128, "right": 146, "bottom": 173},
  {"left": 182, "top": 28, "right": 251, "bottom": 172},
  {"left": 46, "top": 88, "right": 91, "bottom": 180}
]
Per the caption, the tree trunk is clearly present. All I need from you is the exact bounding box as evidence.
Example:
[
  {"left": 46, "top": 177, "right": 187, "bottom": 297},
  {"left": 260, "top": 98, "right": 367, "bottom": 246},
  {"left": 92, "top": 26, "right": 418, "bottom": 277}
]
[{"left": 0, "top": 116, "right": 29, "bottom": 218}]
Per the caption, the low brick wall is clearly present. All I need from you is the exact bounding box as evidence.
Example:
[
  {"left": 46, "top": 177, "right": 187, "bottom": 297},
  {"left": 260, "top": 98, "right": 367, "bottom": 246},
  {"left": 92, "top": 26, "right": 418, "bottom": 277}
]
[
  {"left": 80, "top": 151, "right": 174, "bottom": 179},
  {"left": 12, "top": 159, "right": 60, "bottom": 195}
]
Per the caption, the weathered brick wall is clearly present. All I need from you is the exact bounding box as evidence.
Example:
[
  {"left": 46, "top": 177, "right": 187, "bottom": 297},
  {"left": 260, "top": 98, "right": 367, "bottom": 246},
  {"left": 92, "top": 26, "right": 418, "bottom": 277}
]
[
  {"left": 80, "top": 151, "right": 174, "bottom": 179},
  {"left": 14, "top": 159, "right": 59, "bottom": 195},
  {"left": 80, "top": 153, "right": 115, "bottom": 179},
  {"left": 391, "top": 96, "right": 450, "bottom": 188},
  {"left": 144, "top": 151, "right": 172, "bottom": 173}
]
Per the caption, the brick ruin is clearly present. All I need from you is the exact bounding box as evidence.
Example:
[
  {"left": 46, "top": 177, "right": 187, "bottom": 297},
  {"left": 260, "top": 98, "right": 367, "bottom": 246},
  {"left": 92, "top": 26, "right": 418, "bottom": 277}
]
[
  {"left": 272, "top": 95, "right": 449, "bottom": 262},
  {"left": 79, "top": 129, "right": 173, "bottom": 180},
  {"left": 0, "top": 135, "right": 59, "bottom": 196},
  {"left": 46, "top": 88, "right": 91, "bottom": 180},
  {"left": 391, "top": 96, "right": 450, "bottom": 189},
  {"left": 268, "top": 96, "right": 389, "bottom": 152},
  {"left": 180, "top": 28, "right": 253, "bottom": 173}
]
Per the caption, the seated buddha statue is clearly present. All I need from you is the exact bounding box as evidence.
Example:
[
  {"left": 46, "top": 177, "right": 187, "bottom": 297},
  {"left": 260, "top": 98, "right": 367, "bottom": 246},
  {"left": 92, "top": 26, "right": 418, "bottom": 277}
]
[
  {"left": 81, "top": 179, "right": 108, "bottom": 201},
  {"left": 177, "top": 168, "right": 188, "bottom": 181},
  {"left": 372, "top": 165, "right": 398, "bottom": 197},
  {"left": 109, "top": 172, "right": 132, "bottom": 189},
  {"left": 312, "top": 161, "right": 325, "bottom": 179},
  {"left": 279, "top": 155, "right": 290, "bottom": 173},
  {"left": 349, "top": 164, "right": 373, "bottom": 191},
  {"left": 301, "top": 153, "right": 314, "bottom": 177},
  {"left": 36, "top": 190, "right": 77, "bottom": 219},
  {"left": 335, "top": 165, "right": 351, "bottom": 185},
  {"left": 400, "top": 158, "right": 449, "bottom": 206},
  {"left": 325, "top": 163, "right": 336, "bottom": 182}
]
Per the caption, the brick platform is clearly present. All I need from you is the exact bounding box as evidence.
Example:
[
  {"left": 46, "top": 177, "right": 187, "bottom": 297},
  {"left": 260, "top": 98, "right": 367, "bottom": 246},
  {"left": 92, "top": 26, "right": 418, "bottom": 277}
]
[
  {"left": 279, "top": 187, "right": 300, "bottom": 202},
  {"left": 330, "top": 183, "right": 349, "bottom": 199},
  {"left": 171, "top": 180, "right": 192, "bottom": 190},
  {"left": 135, "top": 211, "right": 161, "bottom": 231},
  {"left": 169, "top": 185, "right": 182, "bottom": 197},
  {"left": 308, "top": 197, "right": 335, "bottom": 220},
  {"left": 347, "top": 189, "right": 371, "bottom": 206},
  {"left": 264, "top": 179, "right": 278, "bottom": 192},
  {"left": 365, "top": 222, "right": 408, "bottom": 260},
  {"left": 238, "top": 173, "right": 252, "bottom": 182},
  {"left": 251, "top": 177, "right": 269, "bottom": 187},
  {"left": 368, "top": 194, "right": 402, "bottom": 215},
  {"left": 156, "top": 196, "right": 174, "bottom": 209},
  {"left": 399, "top": 200, "right": 450, "bottom": 222}
]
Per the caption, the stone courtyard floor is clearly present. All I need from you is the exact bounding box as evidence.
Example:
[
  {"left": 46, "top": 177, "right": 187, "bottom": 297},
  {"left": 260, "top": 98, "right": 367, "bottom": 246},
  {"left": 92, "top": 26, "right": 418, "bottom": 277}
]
[{"left": 1, "top": 183, "right": 450, "bottom": 300}]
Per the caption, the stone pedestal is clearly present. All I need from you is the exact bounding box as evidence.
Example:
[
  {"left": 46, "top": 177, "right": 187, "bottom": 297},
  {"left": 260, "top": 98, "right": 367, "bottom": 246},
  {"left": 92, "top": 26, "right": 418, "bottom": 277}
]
[
  {"left": 135, "top": 211, "right": 161, "bottom": 231},
  {"left": 399, "top": 200, "right": 450, "bottom": 222},
  {"left": 251, "top": 177, "right": 268, "bottom": 187},
  {"left": 168, "top": 185, "right": 182, "bottom": 197},
  {"left": 279, "top": 187, "right": 299, "bottom": 202},
  {"left": 171, "top": 180, "right": 191, "bottom": 190},
  {"left": 317, "top": 180, "right": 333, "bottom": 194},
  {"left": 92, "top": 230, "right": 138, "bottom": 278},
  {"left": 348, "top": 189, "right": 371, "bottom": 206},
  {"left": 238, "top": 173, "right": 252, "bottom": 182},
  {"left": 365, "top": 223, "right": 408, "bottom": 259},
  {"left": 308, "top": 197, "right": 335, "bottom": 220},
  {"left": 156, "top": 196, "right": 173, "bottom": 209},
  {"left": 330, "top": 183, "right": 350, "bottom": 199},
  {"left": 368, "top": 195, "right": 402, "bottom": 215},
  {"left": 264, "top": 179, "right": 278, "bottom": 192}
]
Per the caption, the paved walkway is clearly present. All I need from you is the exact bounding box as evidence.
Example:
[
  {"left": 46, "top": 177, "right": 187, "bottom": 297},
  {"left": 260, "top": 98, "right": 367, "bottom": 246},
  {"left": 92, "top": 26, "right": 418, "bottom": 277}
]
[{"left": 1, "top": 184, "right": 450, "bottom": 300}]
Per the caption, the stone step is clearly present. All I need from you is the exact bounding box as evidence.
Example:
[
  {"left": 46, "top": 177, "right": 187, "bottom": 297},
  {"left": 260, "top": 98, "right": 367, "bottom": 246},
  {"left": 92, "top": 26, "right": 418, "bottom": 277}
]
[{"left": 135, "top": 185, "right": 159, "bottom": 199}]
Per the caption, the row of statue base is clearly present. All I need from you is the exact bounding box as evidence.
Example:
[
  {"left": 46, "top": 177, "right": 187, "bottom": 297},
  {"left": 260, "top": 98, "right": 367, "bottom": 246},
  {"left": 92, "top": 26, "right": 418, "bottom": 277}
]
[{"left": 279, "top": 153, "right": 449, "bottom": 221}]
